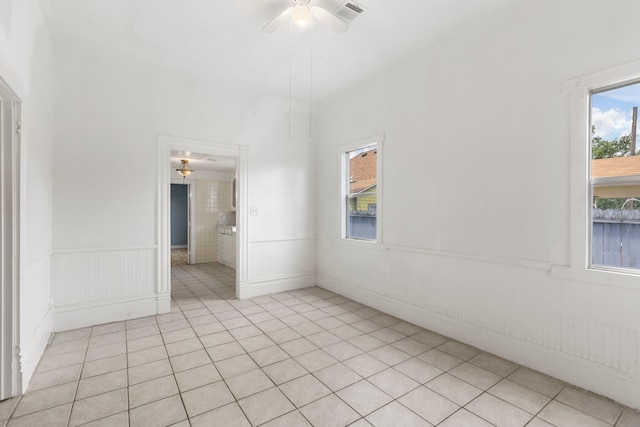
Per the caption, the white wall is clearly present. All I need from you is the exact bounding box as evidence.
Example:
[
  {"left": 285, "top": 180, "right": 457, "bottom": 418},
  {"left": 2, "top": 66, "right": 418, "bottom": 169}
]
[
  {"left": 0, "top": 0, "right": 54, "bottom": 391},
  {"left": 314, "top": 0, "right": 640, "bottom": 408},
  {"left": 52, "top": 43, "right": 316, "bottom": 329}
]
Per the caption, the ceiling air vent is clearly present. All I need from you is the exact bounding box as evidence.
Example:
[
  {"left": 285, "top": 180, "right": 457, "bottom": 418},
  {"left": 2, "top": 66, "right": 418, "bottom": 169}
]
[{"left": 334, "top": 1, "right": 364, "bottom": 23}]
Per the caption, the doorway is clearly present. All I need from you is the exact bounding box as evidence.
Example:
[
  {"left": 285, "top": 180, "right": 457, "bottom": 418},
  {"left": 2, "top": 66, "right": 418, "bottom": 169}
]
[
  {"left": 0, "top": 77, "right": 21, "bottom": 400},
  {"left": 157, "top": 135, "right": 247, "bottom": 311},
  {"left": 170, "top": 183, "right": 190, "bottom": 266}
]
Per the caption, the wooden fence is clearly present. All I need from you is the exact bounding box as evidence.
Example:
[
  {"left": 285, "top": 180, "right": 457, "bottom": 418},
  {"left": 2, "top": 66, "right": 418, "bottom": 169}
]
[
  {"left": 348, "top": 212, "right": 376, "bottom": 240},
  {"left": 592, "top": 209, "right": 640, "bottom": 269}
]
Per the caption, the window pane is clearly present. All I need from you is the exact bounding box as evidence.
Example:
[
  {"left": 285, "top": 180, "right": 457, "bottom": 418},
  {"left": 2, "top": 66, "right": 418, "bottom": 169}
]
[
  {"left": 345, "top": 145, "right": 377, "bottom": 241},
  {"left": 591, "top": 82, "right": 640, "bottom": 269},
  {"left": 349, "top": 146, "right": 377, "bottom": 193},
  {"left": 347, "top": 193, "right": 377, "bottom": 240}
]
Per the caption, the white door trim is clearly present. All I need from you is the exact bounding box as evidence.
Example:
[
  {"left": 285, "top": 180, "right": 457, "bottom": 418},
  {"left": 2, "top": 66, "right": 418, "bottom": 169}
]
[
  {"left": 157, "top": 135, "right": 248, "bottom": 305},
  {"left": 187, "top": 182, "right": 194, "bottom": 265},
  {"left": 0, "top": 76, "right": 21, "bottom": 400}
]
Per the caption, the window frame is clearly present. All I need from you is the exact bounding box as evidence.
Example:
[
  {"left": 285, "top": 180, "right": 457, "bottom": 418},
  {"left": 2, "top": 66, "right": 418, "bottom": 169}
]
[
  {"left": 339, "top": 134, "right": 384, "bottom": 244},
  {"left": 560, "top": 60, "right": 640, "bottom": 288}
]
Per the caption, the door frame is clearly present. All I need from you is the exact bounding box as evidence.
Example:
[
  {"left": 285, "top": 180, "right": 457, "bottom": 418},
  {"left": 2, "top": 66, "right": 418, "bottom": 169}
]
[
  {"left": 0, "top": 75, "right": 21, "bottom": 400},
  {"left": 187, "top": 183, "right": 193, "bottom": 265},
  {"left": 157, "top": 135, "right": 248, "bottom": 308}
]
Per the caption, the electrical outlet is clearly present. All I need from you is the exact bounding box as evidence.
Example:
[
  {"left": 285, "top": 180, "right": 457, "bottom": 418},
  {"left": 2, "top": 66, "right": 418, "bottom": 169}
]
[{"left": 250, "top": 206, "right": 259, "bottom": 216}]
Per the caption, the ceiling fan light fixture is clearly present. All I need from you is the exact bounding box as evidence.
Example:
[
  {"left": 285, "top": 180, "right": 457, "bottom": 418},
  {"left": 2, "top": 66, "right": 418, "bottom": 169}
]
[
  {"left": 263, "top": 0, "right": 348, "bottom": 34},
  {"left": 292, "top": 4, "right": 313, "bottom": 27}
]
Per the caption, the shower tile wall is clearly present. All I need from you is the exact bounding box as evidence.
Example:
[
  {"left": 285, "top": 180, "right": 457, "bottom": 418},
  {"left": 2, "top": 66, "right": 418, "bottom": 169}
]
[{"left": 196, "top": 179, "right": 233, "bottom": 263}]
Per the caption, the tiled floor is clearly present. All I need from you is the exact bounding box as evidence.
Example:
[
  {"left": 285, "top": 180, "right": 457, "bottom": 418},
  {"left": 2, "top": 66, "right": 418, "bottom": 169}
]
[
  {"left": 171, "top": 248, "right": 189, "bottom": 267},
  {"left": 1, "top": 258, "right": 639, "bottom": 427}
]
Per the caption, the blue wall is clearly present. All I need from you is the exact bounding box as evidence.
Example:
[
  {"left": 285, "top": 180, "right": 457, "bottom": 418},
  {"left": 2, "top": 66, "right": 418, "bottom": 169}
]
[{"left": 171, "top": 184, "right": 188, "bottom": 246}]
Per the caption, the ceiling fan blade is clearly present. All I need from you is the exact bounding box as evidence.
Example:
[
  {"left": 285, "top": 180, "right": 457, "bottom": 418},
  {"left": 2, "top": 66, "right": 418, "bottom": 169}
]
[
  {"left": 262, "top": 7, "right": 293, "bottom": 33},
  {"left": 311, "top": 6, "right": 348, "bottom": 34}
]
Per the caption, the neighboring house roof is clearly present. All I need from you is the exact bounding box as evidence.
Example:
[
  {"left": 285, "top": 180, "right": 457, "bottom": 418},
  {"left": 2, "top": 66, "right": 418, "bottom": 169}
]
[
  {"left": 592, "top": 156, "right": 640, "bottom": 179},
  {"left": 356, "top": 184, "right": 377, "bottom": 194},
  {"left": 592, "top": 156, "right": 640, "bottom": 199},
  {"left": 349, "top": 149, "right": 377, "bottom": 193}
]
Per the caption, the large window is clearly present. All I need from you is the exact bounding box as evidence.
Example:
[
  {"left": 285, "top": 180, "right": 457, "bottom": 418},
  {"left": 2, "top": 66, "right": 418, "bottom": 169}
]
[
  {"left": 342, "top": 139, "right": 381, "bottom": 241},
  {"left": 590, "top": 81, "right": 640, "bottom": 271},
  {"left": 561, "top": 61, "right": 640, "bottom": 287}
]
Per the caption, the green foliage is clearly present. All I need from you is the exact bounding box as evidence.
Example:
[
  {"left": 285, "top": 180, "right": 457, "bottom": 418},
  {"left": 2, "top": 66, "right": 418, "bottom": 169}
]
[
  {"left": 594, "top": 198, "right": 640, "bottom": 210},
  {"left": 592, "top": 135, "right": 632, "bottom": 159}
]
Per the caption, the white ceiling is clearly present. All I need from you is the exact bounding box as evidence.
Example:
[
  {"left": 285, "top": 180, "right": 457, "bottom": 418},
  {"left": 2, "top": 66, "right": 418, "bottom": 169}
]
[
  {"left": 171, "top": 150, "right": 236, "bottom": 173},
  {"left": 41, "top": 0, "right": 521, "bottom": 102}
]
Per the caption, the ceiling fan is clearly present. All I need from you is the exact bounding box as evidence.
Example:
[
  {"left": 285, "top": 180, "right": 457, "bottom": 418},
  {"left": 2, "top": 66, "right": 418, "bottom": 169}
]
[{"left": 263, "top": 0, "right": 349, "bottom": 34}]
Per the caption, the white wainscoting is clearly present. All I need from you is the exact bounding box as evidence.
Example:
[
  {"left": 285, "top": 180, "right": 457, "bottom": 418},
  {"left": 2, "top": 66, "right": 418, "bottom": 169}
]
[
  {"left": 52, "top": 246, "right": 158, "bottom": 331},
  {"left": 19, "top": 252, "right": 53, "bottom": 392},
  {"left": 316, "top": 237, "right": 640, "bottom": 408},
  {"left": 238, "top": 238, "right": 316, "bottom": 299}
]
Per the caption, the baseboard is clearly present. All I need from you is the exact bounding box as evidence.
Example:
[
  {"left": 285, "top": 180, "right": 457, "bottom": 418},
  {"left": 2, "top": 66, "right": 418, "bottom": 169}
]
[
  {"left": 53, "top": 294, "right": 160, "bottom": 332},
  {"left": 19, "top": 306, "right": 53, "bottom": 393},
  {"left": 238, "top": 273, "right": 316, "bottom": 300},
  {"left": 157, "top": 291, "right": 171, "bottom": 314},
  {"left": 317, "top": 273, "right": 640, "bottom": 409}
]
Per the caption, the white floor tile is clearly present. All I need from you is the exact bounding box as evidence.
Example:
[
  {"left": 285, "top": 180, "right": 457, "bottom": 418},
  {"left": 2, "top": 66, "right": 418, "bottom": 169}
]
[{"left": 8, "top": 260, "right": 634, "bottom": 427}]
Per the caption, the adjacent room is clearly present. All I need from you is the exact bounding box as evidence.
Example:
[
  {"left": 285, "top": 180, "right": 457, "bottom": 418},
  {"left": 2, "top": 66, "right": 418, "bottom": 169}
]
[{"left": 1, "top": 0, "right": 639, "bottom": 425}]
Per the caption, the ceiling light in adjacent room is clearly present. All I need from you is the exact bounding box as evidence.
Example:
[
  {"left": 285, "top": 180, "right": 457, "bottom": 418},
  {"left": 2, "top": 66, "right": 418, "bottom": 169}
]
[{"left": 176, "top": 159, "right": 194, "bottom": 180}]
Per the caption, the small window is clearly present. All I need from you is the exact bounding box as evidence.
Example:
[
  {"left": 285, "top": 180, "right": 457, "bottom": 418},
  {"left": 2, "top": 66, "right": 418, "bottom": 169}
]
[
  {"left": 590, "top": 81, "right": 640, "bottom": 271},
  {"left": 344, "top": 144, "right": 378, "bottom": 241}
]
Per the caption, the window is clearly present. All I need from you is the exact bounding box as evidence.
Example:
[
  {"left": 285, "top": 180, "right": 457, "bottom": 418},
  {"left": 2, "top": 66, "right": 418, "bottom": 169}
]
[
  {"left": 341, "top": 136, "right": 382, "bottom": 242},
  {"left": 561, "top": 60, "right": 640, "bottom": 287},
  {"left": 590, "top": 81, "right": 640, "bottom": 271}
]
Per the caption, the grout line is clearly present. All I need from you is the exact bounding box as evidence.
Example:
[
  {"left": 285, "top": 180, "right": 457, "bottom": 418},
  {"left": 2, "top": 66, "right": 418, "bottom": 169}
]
[
  {"left": 64, "top": 324, "right": 90, "bottom": 427},
  {"left": 124, "top": 322, "right": 132, "bottom": 427},
  {"left": 15, "top": 259, "right": 630, "bottom": 427},
  {"left": 173, "top": 265, "right": 250, "bottom": 425}
]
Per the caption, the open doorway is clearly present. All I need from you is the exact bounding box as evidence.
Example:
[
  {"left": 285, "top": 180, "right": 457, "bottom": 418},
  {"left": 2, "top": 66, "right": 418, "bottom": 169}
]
[
  {"left": 170, "top": 183, "right": 190, "bottom": 266},
  {"left": 169, "top": 150, "right": 236, "bottom": 269},
  {"left": 157, "top": 135, "right": 247, "bottom": 312},
  {"left": 0, "top": 77, "right": 21, "bottom": 400}
]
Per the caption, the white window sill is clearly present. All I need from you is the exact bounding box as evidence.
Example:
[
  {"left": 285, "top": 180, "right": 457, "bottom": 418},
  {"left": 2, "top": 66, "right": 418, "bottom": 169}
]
[
  {"left": 551, "top": 264, "right": 640, "bottom": 290},
  {"left": 335, "top": 236, "right": 387, "bottom": 251}
]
